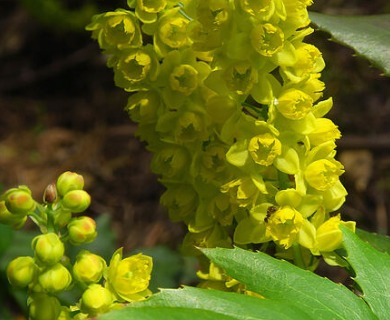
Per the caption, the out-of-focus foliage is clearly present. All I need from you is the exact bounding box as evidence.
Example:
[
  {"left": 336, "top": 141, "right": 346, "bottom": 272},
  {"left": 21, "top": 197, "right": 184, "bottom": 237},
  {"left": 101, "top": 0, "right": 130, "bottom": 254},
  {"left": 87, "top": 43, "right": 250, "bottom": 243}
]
[
  {"left": 310, "top": 12, "right": 390, "bottom": 76},
  {"left": 21, "top": 0, "right": 98, "bottom": 31}
]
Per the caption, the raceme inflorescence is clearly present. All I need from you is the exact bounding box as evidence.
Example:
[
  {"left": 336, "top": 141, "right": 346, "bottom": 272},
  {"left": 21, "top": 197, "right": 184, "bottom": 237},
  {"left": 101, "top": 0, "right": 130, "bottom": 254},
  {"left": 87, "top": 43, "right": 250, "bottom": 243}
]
[
  {"left": 1, "top": 171, "right": 153, "bottom": 319},
  {"left": 87, "top": 0, "right": 355, "bottom": 289}
]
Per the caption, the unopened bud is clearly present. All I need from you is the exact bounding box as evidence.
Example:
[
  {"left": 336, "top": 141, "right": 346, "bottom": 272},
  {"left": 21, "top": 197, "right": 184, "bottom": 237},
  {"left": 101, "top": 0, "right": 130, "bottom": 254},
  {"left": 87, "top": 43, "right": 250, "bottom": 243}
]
[
  {"left": 7, "top": 256, "right": 37, "bottom": 287},
  {"left": 43, "top": 183, "right": 57, "bottom": 204},
  {"left": 32, "top": 233, "right": 65, "bottom": 265},
  {"left": 62, "top": 190, "right": 91, "bottom": 213},
  {"left": 4, "top": 186, "right": 36, "bottom": 215},
  {"left": 80, "top": 284, "right": 114, "bottom": 316},
  {"left": 38, "top": 263, "right": 72, "bottom": 293},
  {"left": 28, "top": 293, "right": 61, "bottom": 320},
  {"left": 73, "top": 250, "right": 106, "bottom": 284},
  {"left": 58, "top": 307, "right": 72, "bottom": 320},
  {"left": 67, "top": 216, "right": 97, "bottom": 246},
  {"left": 0, "top": 201, "right": 27, "bottom": 229},
  {"left": 56, "top": 171, "right": 84, "bottom": 197}
]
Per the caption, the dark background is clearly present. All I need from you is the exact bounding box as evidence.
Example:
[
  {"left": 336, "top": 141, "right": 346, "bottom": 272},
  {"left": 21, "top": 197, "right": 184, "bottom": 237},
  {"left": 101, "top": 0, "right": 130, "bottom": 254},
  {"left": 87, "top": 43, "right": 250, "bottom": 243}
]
[{"left": 0, "top": 0, "right": 389, "bottom": 295}]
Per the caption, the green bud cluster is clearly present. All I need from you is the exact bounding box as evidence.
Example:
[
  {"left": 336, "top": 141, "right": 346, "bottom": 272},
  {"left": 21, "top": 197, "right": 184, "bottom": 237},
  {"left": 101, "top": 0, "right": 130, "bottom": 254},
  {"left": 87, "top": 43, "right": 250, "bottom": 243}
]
[
  {"left": 87, "top": 0, "right": 356, "bottom": 277},
  {"left": 1, "top": 171, "right": 153, "bottom": 319}
]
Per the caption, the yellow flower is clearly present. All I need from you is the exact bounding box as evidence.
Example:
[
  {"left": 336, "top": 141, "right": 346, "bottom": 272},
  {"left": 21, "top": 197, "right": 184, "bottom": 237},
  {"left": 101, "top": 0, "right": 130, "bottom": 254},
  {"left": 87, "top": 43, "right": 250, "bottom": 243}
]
[
  {"left": 118, "top": 50, "right": 152, "bottom": 83},
  {"left": 125, "top": 90, "right": 160, "bottom": 123},
  {"left": 304, "top": 159, "right": 344, "bottom": 191},
  {"left": 169, "top": 64, "right": 199, "bottom": 95},
  {"left": 86, "top": 10, "right": 142, "bottom": 50},
  {"left": 158, "top": 10, "right": 190, "bottom": 49},
  {"left": 266, "top": 206, "right": 304, "bottom": 248},
  {"left": 308, "top": 118, "right": 341, "bottom": 146},
  {"left": 105, "top": 248, "right": 153, "bottom": 302},
  {"left": 194, "top": 0, "right": 230, "bottom": 27},
  {"left": 251, "top": 23, "right": 284, "bottom": 57},
  {"left": 316, "top": 214, "right": 356, "bottom": 252},
  {"left": 174, "top": 112, "right": 205, "bottom": 143},
  {"left": 275, "top": 89, "right": 313, "bottom": 120},
  {"left": 248, "top": 133, "right": 282, "bottom": 166},
  {"left": 239, "top": 0, "right": 274, "bottom": 17},
  {"left": 224, "top": 62, "right": 258, "bottom": 95},
  {"left": 281, "top": 43, "right": 325, "bottom": 82}
]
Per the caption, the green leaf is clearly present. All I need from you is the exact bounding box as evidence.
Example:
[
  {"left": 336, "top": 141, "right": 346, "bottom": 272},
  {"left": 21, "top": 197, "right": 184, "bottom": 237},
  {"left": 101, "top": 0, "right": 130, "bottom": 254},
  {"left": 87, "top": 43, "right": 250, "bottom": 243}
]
[
  {"left": 0, "top": 229, "right": 38, "bottom": 271},
  {"left": 309, "top": 12, "right": 390, "bottom": 76},
  {"left": 341, "top": 225, "right": 390, "bottom": 320},
  {"left": 356, "top": 228, "right": 390, "bottom": 254},
  {"left": 202, "top": 247, "right": 376, "bottom": 320},
  {"left": 98, "top": 286, "right": 311, "bottom": 320}
]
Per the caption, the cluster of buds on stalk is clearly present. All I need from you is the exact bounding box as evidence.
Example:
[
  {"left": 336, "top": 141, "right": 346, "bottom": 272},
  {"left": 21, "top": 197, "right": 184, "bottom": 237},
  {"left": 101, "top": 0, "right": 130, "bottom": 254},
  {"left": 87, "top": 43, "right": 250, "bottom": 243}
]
[
  {"left": 1, "top": 171, "right": 153, "bottom": 320},
  {"left": 87, "top": 0, "right": 356, "bottom": 290}
]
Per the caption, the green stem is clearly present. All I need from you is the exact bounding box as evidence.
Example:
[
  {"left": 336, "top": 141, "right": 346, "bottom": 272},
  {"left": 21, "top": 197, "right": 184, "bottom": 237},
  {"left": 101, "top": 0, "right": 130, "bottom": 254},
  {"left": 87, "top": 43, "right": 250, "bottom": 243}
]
[
  {"left": 45, "top": 204, "right": 56, "bottom": 233},
  {"left": 292, "top": 243, "right": 306, "bottom": 269}
]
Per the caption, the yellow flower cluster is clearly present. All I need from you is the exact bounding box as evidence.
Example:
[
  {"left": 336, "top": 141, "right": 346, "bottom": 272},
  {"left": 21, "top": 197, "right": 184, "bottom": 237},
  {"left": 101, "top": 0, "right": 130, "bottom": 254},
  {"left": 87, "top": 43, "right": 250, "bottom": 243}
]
[{"left": 87, "top": 0, "right": 354, "bottom": 272}]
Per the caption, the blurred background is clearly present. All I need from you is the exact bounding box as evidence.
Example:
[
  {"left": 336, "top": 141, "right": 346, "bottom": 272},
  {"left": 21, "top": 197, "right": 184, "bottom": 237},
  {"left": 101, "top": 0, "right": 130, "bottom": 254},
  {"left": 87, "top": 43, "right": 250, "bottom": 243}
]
[{"left": 0, "top": 0, "right": 389, "bottom": 318}]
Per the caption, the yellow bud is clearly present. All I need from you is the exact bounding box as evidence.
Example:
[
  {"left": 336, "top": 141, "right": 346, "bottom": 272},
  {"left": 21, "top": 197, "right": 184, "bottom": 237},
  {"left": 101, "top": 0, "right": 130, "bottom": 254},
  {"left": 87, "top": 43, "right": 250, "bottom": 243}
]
[
  {"left": 58, "top": 307, "right": 72, "bottom": 320},
  {"left": 28, "top": 293, "right": 61, "bottom": 320},
  {"left": 316, "top": 214, "right": 356, "bottom": 252},
  {"left": 38, "top": 263, "right": 72, "bottom": 293},
  {"left": 304, "top": 159, "right": 344, "bottom": 191},
  {"left": 0, "top": 201, "right": 27, "bottom": 229},
  {"left": 73, "top": 250, "right": 106, "bottom": 284},
  {"left": 106, "top": 248, "right": 153, "bottom": 302},
  {"left": 248, "top": 133, "right": 282, "bottom": 166},
  {"left": 4, "top": 186, "right": 36, "bottom": 215},
  {"left": 7, "top": 256, "right": 37, "bottom": 287},
  {"left": 32, "top": 233, "right": 65, "bottom": 266},
  {"left": 62, "top": 190, "right": 91, "bottom": 213},
  {"left": 80, "top": 284, "right": 114, "bottom": 316},
  {"left": 67, "top": 216, "right": 97, "bottom": 246},
  {"left": 56, "top": 171, "right": 84, "bottom": 197}
]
